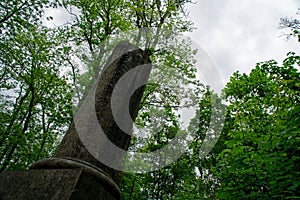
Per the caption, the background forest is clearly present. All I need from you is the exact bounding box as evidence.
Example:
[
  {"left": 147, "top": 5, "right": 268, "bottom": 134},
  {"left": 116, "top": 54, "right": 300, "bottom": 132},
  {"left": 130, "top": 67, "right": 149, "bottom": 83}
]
[{"left": 0, "top": 0, "right": 299, "bottom": 199}]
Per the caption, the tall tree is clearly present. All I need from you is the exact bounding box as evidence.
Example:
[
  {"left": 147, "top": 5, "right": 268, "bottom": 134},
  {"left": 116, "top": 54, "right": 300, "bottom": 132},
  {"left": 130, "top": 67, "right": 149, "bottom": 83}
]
[
  {"left": 60, "top": 0, "right": 196, "bottom": 103},
  {"left": 0, "top": 0, "right": 73, "bottom": 171},
  {"left": 214, "top": 52, "right": 300, "bottom": 199}
]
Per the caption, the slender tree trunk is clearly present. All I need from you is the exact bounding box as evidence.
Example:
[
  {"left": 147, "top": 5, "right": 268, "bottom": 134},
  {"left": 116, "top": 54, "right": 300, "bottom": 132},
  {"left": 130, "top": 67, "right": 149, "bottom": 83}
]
[
  {"left": 0, "top": 88, "right": 30, "bottom": 147},
  {"left": 0, "top": 85, "right": 35, "bottom": 172}
]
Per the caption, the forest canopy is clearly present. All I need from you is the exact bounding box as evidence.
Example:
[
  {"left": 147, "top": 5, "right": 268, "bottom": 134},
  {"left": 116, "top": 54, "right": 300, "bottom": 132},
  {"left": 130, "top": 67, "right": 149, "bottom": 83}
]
[{"left": 0, "top": 1, "right": 299, "bottom": 199}]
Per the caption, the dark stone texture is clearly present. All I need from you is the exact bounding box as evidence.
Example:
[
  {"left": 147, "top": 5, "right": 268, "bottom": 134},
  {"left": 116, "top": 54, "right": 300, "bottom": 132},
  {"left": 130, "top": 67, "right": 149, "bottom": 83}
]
[
  {"left": 54, "top": 41, "right": 151, "bottom": 184},
  {"left": 30, "top": 158, "right": 121, "bottom": 197},
  {"left": 0, "top": 169, "right": 115, "bottom": 200},
  {"left": 0, "top": 41, "right": 151, "bottom": 200}
]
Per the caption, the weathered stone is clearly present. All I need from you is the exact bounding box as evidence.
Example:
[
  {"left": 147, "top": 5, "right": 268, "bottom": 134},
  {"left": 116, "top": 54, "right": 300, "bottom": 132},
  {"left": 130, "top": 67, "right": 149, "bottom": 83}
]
[
  {"left": 0, "top": 168, "right": 116, "bottom": 200},
  {"left": 54, "top": 41, "right": 151, "bottom": 184},
  {"left": 0, "top": 41, "right": 152, "bottom": 199}
]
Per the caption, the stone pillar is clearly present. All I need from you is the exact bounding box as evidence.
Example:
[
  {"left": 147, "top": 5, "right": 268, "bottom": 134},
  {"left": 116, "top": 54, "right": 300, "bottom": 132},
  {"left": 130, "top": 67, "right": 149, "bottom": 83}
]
[{"left": 0, "top": 41, "right": 152, "bottom": 200}]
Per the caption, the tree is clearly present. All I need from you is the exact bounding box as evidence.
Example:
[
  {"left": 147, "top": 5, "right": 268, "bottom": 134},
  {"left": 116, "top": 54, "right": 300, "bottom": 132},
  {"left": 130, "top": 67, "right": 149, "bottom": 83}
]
[
  {"left": 60, "top": 0, "right": 195, "bottom": 103},
  {"left": 279, "top": 8, "right": 300, "bottom": 42},
  {"left": 120, "top": 87, "right": 226, "bottom": 199},
  {"left": 214, "top": 52, "right": 300, "bottom": 199},
  {"left": 1, "top": 2, "right": 206, "bottom": 199},
  {"left": 0, "top": 0, "right": 73, "bottom": 171},
  {"left": 57, "top": 2, "right": 208, "bottom": 199},
  {"left": 0, "top": 0, "right": 60, "bottom": 39}
]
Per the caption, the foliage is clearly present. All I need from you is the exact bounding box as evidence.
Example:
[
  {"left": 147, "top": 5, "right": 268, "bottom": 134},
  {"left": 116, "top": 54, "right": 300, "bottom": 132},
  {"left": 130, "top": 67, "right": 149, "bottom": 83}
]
[
  {"left": 0, "top": 0, "right": 61, "bottom": 41},
  {"left": 60, "top": 0, "right": 196, "bottom": 104},
  {"left": 120, "top": 88, "right": 226, "bottom": 199},
  {"left": 280, "top": 8, "right": 300, "bottom": 42},
  {"left": 0, "top": 0, "right": 73, "bottom": 171},
  {"left": 1, "top": 1, "right": 299, "bottom": 200},
  {"left": 215, "top": 52, "right": 300, "bottom": 199},
  {"left": 58, "top": 2, "right": 208, "bottom": 198}
]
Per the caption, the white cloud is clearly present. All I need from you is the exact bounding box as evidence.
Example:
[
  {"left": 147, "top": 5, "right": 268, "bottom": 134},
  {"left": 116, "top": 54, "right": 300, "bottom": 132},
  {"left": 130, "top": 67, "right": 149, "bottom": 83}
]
[
  {"left": 43, "top": 7, "right": 72, "bottom": 27},
  {"left": 186, "top": 0, "right": 300, "bottom": 84}
]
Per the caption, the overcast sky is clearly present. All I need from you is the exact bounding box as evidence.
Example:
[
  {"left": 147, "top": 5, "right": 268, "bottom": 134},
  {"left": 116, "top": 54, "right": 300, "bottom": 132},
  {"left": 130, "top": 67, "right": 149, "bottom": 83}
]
[{"left": 186, "top": 0, "right": 299, "bottom": 84}]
